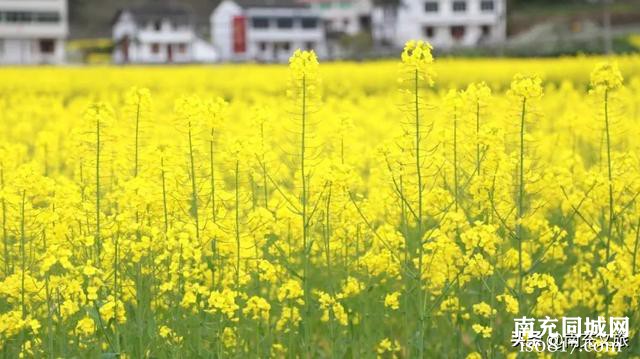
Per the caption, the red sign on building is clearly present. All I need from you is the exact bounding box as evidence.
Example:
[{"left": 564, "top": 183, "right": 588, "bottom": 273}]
[{"left": 232, "top": 16, "right": 246, "bottom": 54}]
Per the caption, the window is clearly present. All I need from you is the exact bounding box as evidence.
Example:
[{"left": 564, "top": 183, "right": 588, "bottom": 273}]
[
  {"left": 301, "top": 17, "right": 318, "bottom": 29},
  {"left": 452, "top": 1, "right": 466, "bottom": 12},
  {"left": 35, "top": 12, "right": 60, "bottom": 23},
  {"left": 305, "top": 41, "right": 315, "bottom": 51},
  {"left": 6, "top": 12, "right": 31, "bottom": 23},
  {"left": 151, "top": 43, "right": 160, "bottom": 54},
  {"left": 39, "top": 39, "right": 55, "bottom": 54},
  {"left": 251, "top": 17, "right": 269, "bottom": 29},
  {"left": 177, "top": 43, "right": 187, "bottom": 53},
  {"left": 481, "top": 25, "right": 491, "bottom": 36},
  {"left": 1, "top": 11, "right": 61, "bottom": 23},
  {"left": 359, "top": 15, "right": 371, "bottom": 30},
  {"left": 423, "top": 26, "right": 434, "bottom": 38},
  {"left": 276, "top": 17, "right": 293, "bottom": 29},
  {"left": 154, "top": 20, "right": 162, "bottom": 31},
  {"left": 450, "top": 26, "right": 465, "bottom": 40},
  {"left": 480, "top": 0, "right": 494, "bottom": 11},
  {"left": 0, "top": 39, "right": 4, "bottom": 55},
  {"left": 343, "top": 18, "right": 350, "bottom": 27},
  {"left": 424, "top": 1, "right": 438, "bottom": 12},
  {"left": 259, "top": 42, "right": 267, "bottom": 51}
]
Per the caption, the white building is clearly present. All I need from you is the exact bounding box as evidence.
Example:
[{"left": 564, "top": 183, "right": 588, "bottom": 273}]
[
  {"left": 393, "top": 0, "right": 506, "bottom": 49},
  {"left": 0, "top": 0, "right": 68, "bottom": 65},
  {"left": 113, "top": 3, "right": 218, "bottom": 64},
  {"left": 211, "top": 0, "right": 326, "bottom": 62},
  {"left": 310, "top": 0, "right": 373, "bottom": 36},
  {"left": 307, "top": 0, "right": 373, "bottom": 57}
]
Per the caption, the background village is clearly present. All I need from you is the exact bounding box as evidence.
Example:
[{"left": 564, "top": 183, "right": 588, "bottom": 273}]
[{"left": 0, "top": 0, "right": 639, "bottom": 65}]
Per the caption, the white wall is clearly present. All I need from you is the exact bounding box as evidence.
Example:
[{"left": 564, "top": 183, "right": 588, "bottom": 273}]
[
  {"left": 0, "top": 38, "right": 65, "bottom": 64},
  {"left": 314, "top": 0, "right": 373, "bottom": 36},
  {"left": 395, "top": 0, "right": 506, "bottom": 49},
  {"left": 113, "top": 10, "right": 211, "bottom": 64},
  {"left": 211, "top": 1, "right": 327, "bottom": 62},
  {"left": 193, "top": 37, "right": 219, "bottom": 62},
  {"left": 0, "top": 0, "right": 68, "bottom": 36},
  {"left": 0, "top": 0, "right": 68, "bottom": 64},
  {"left": 211, "top": 0, "right": 243, "bottom": 61}
]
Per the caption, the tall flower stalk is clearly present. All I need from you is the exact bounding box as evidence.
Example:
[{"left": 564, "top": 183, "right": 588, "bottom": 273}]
[
  {"left": 463, "top": 82, "right": 491, "bottom": 175},
  {"left": 399, "top": 40, "right": 435, "bottom": 357},
  {"left": 175, "top": 96, "right": 204, "bottom": 242},
  {"left": 445, "top": 90, "right": 462, "bottom": 211},
  {"left": 590, "top": 62, "right": 623, "bottom": 263},
  {"left": 85, "top": 103, "right": 113, "bottom": 261},
  {"left": 507, "top": 74, "right": 543, "bottom": 302},
  {"left": 590, "top": 62, "right": 623, "bottom": 318},
  {"left": 204, "top": 98, "right": 227, "bottom": 224},
  {"left": 288, "top": 49, "right": 320, "bottom": 356}
]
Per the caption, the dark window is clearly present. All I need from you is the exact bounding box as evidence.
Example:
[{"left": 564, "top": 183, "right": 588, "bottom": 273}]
[
  {"left": 423, "top": 26, "right": 434, "bottom": 38},
  {"left": 452, "top": 1, "right": 466, "bottom": 12},
  {"left": 154, "top": 20, "right": 162, "bottom": 31},
  {"left": 424, "top": 1, "right": 438, "bottom": 12},
  {"left": 177, "top": 43, "right": 187, "bottom": 53},
  {"left": 151, "top": 43, "right": 160, "bottom": 54},
  {"left": 305, "top": 41, "right": 314, "bottom": 50},
  {"left": 343, "top": 18, "right": 350, "bottom": 27},
  {"left": 450, "top": 26, "right": 465, "bottom": 40},
  {"left": 480, "top": 0, "right": 494, "bottom": 11},
  {"left": 481, "top": 25, "right": 491, "bottom": 36},
  {"left": 259, "top": 42, "right": 267, "bottom": 51},
  {"left": 35, "top": 12, "right": 60, "bottom": 23},
  {"left": 282, "top": 42, "right": 291, "bottom": 51},
  {"left": 2, "top": 11, "right": 61, "bottom": 23},
  {"left": 301, "top": 17, "right": 318, "bottom": 29},
  {"left": 276, "top": 17, "right": 293, "bottom": 29},
  {"left": 6, "top": 12, "right": 31, "bottom": 22},
  {"left": 39, "top": 39, "right": 55, "bottom": 54},
  {"left": 251, "top": 17, "right": 269, "bottom": 29},
  {"left": 359, "top": 15, "right": 371, "bottom": 30}
]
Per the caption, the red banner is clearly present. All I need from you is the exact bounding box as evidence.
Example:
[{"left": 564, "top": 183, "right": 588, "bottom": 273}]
[{"left": 233, "top": 16, "right": 246, "bottom": 54}]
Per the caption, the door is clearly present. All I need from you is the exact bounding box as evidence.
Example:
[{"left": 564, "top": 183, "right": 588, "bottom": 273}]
[{"left": 122, "top": 35, "right": 129, "bottom": 63}]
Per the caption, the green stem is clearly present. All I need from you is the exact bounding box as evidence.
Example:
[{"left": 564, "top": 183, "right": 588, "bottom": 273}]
[
  {"left": 260, "top": 122, "right": 269, "bottom": 209},
  {"left": 453, "top": 105, "right": 459, "bottom": 211},
  {"left": 604, "top": 90, "right": 614, "bottom": 263},
  {"left": 476, "top": 101, "right": 481, "bottom": 174},
  {"left": 1, "top": 166, "right": 9, "bottom": 275},
  {"left": 114, "top": 230, "right": 120, "bottom": 352},
  {"left": 235, "top": 159, "right": 241, "bottom": 290},
  {"left": 20, "top": 190, "right": 26, "bottom": 351},
  {"left": 161, "top": 157, "right": 169, "bottom": 233},
  {"left": 188, "top": 122, "right": 200, "bottom": 242},
  {"left": 633, "top": 217, "right": 640, "bottom": 275},
  {"left": 95, "top": 109, "right": 101, "bottom": 259},
  {"left": 517, "top": 97, "right": 527, "bottom": 303},
  {"left": 300, "top": 74, "right": 311, "bottom": 356},
  {"left": 414, "top": 68, "right": 426, "bottom": 358},
  {"left": 134, "top": 99, "right": 141, "bottom": 177},
  {"left": 210, "top": 129, "right": 217, "bottom": 223}
]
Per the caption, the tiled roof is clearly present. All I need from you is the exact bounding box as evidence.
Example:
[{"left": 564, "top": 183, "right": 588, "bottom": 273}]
[{"left": 119, "top": 2, "right": 194, "bottom": 26}]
